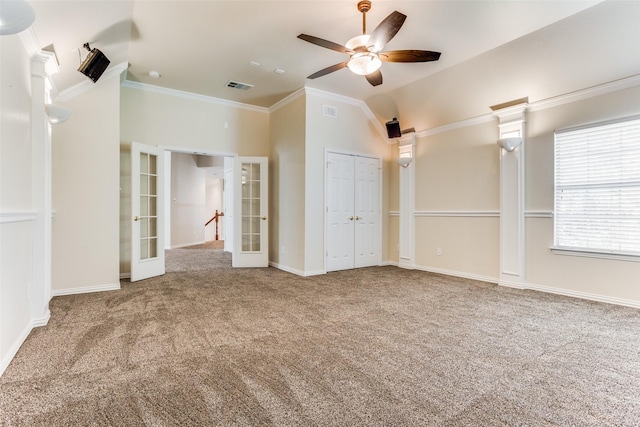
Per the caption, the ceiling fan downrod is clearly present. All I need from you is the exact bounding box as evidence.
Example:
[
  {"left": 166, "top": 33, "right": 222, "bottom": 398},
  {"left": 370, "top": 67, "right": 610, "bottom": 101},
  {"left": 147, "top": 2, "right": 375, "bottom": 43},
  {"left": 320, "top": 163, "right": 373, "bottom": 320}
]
[{"left": 358, "top": 0, "right": 371, "bottom": 34}]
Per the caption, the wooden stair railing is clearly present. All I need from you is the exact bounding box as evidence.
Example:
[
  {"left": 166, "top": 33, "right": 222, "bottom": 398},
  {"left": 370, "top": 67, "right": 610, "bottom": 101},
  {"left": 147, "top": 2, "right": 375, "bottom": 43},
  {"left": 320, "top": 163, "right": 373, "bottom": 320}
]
[{"left": 205, "top": 210, "right": 225, "bottom": 240}]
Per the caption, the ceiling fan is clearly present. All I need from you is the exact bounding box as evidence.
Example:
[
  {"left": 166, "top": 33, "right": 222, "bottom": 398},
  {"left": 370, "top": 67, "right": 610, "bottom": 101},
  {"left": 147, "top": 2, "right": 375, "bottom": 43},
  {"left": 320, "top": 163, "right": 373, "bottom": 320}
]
[{"left": 297, "top": 0, "right": 441, "bottom": 87}]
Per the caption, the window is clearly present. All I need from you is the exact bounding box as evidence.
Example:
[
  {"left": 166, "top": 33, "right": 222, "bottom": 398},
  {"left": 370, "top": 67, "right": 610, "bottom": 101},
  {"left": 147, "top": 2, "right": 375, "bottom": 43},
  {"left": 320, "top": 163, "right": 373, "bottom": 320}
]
[{"left": 554, "top": 116, "right": 640, "bottom": 259}]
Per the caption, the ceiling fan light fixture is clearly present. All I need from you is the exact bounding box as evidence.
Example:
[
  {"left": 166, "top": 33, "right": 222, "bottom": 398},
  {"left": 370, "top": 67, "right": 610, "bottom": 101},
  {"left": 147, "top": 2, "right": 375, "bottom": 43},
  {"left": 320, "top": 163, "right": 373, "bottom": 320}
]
[{"left": 347, "top": 52, "right": 381, "bottom": 76}]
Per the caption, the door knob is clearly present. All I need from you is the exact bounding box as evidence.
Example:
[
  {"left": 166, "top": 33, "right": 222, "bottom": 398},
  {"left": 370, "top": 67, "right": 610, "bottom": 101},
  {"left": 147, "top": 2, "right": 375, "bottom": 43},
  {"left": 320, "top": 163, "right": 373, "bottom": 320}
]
[
  {"left": 134, "top": 216, "right": 140, "bottom": 221},
  {"left": 355, "top": 216, "right": 361, "bottom": 220},
  {"left": 261, "top": 216, "right": 267, "bottom": 220},
  {"left": 349, "top": 216, "right": 354, "bottom": 220}
]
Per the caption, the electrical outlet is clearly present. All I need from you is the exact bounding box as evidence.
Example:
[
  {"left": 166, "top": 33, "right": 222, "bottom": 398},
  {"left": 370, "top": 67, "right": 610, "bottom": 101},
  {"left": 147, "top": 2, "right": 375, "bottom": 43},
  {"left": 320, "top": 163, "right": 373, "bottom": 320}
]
[{"left": 436, "top": 248, "right": 442, "bottom": 256}]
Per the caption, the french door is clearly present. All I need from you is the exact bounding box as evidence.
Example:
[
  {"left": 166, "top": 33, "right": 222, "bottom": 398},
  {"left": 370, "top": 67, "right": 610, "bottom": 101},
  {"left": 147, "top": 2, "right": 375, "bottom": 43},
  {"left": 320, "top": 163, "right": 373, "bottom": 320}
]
[
  {"left": 326, "top": 152, "right": 380, "bottom": 272},
  {"left": 232, "top": 157, "right": 269, "bottom": 267},
  {"left": 131, "top": 142, "right": 165, "bottom": 281}
]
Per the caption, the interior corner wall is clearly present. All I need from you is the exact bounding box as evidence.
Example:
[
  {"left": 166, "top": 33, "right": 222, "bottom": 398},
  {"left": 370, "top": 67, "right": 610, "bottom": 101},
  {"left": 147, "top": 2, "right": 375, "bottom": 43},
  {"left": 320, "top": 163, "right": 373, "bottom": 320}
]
[
  {"left": 304, "top": 94, "right": 390, "bottom": 274},
  {"left": 170, "top": 152, "right": 206, "bottom": 248},
  {"left": 413, "top": 121, "right": 501, "bottom": 280},
  {"left": 0, "top": 35, "right": 35, "bottom": 375},
  {"left": 269, "top": 95, "right": 306, "bottom": 274},
  {"left": 51, "top": 76, "right": 121, "bottom": 294}
]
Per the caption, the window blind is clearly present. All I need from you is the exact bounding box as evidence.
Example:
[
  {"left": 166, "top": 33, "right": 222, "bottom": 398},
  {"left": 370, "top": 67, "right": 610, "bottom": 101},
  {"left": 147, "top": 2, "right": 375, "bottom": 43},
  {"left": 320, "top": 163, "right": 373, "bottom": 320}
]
[{"left": 554, "top": 116, "right": 640, "bottom": 255}]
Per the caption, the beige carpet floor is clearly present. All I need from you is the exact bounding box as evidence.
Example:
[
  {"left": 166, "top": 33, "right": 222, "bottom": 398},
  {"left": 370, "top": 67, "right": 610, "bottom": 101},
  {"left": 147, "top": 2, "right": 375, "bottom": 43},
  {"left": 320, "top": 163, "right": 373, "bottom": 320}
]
[{"left": 1, "top": 248, "right": 639, "bottom": 426}]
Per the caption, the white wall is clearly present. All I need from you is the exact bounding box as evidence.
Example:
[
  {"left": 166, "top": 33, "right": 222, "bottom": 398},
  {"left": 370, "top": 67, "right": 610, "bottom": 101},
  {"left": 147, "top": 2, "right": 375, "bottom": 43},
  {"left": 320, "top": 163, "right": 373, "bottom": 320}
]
[
  {"left": 269, "top": 94, "right": 306, "bottom": 273},
  {"left": 51, "top": 76, "right": 121, "bottom": 295},
  {"left": 170, "top": 152, "right": 206, "bottom": 248},
  {"left": 0, "top": 34, "right": 35, "bottom": 375},
  {"left": 305, "top": 92, "right": 390, "bottom": 274}
]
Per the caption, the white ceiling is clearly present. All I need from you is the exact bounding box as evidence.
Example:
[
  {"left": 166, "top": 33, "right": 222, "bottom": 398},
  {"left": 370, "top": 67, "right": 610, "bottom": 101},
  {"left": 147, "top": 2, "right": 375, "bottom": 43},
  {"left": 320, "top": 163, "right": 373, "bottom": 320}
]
[{"left": 29, "top": 0, "right": 606, "bottom": 108}]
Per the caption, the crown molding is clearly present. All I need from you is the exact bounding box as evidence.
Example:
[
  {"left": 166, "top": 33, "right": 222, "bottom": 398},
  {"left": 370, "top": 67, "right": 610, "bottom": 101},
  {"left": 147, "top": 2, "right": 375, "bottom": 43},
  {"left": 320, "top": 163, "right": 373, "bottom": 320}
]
[
  {"left": 268, "top": 88, "right": 306, "bottom": 113},
  {"left": 120, "top": 80, "right": 269, "bottom": 114},
  {"left": 55, "top": 62, "right": 129, "bottom": 102},
  {"left": 404, "top": 73, "right": 640, "bottom": 142}
]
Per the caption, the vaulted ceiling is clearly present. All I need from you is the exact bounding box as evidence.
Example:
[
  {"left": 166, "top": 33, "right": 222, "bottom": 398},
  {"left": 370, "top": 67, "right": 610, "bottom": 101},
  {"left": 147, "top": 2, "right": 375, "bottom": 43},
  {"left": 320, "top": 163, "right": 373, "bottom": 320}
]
[{"left": 29, "top": 1, "right": 608, "bottom": 101}]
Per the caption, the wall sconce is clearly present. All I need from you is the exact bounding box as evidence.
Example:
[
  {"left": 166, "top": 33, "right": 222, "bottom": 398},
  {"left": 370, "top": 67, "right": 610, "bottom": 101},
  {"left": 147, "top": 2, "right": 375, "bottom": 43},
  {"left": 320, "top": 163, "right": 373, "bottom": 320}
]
[
  {"left": 45, "top": 104, "right": 71, "bottom": 125},
  {"left": 497, "top": 137, "right": 523, "bottom": 152},
  {"left": 397, "top": 157, "right": 413, "bottom": 168},
  {"left": 0, "top": 0, "right": 35, "bottom": 35}
]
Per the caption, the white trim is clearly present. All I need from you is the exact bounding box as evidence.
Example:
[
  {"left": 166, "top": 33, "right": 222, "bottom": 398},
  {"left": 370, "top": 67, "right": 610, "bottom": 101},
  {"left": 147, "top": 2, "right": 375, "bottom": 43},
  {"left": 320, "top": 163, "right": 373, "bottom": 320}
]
[
  {"left": 270, "top": 262, "right": 325, "bottom": 277},
  {"left": 0, "top": 323, "right": 32, "bottom": 377},
  {"left": 550, "top": 247, "right": 640, "bottom": 263},
  {"left": 414, "top": 264, "right": 498, "bottom": 285},
  {"left": 51, "top": 283, "right": 121, "bottom": 297},
  {"left": 414, "top": 211, "right": 500, "bottom": 217},
  {"left": 31, "top": 310, "right": 51, "bottom": 328},
  {"left": 120, "top": 273, "right": 131, "bottom": 280},
  {"left": 529, "top": 74, "right": 640, "bottom": 113},
  {"left": 380, "top": 260, "right": 397, "bottom": 267},
  {"left": 388, "top": 74, "right": 640, "bottom": 143},
  {"left": 268, "top": 88, "right": 305, "bottom": 113},
  {"left": 525, "top": 210, "right": 553, "bottom": 218},
  {"left": 55, "top": 62, "right": 129, "bottom": 102},
  {"left": 410, "top": 264, "right": 640, "bottom": 309},
  {"left": 388, "top": 211, "right": 400, "bottom": 217},
  {"left": 418, "top": 114, "right": 496, "bottom": 140},
  {"left": 524, "top": 281, "right": 640, "bottom": 309},
  {"left": 120, "top": 80, "right": 269, "bottom": 114},
  {"left": 0, "top": 211, "right": 37, "bottom": 223}
]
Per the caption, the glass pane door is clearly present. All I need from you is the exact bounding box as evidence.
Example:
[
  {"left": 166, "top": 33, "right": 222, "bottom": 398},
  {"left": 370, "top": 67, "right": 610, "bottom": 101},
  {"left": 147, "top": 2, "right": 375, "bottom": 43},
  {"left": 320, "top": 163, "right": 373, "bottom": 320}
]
[
  {"left": 139, "top": 152, "right": 159, "bottom": 260},
  {"left": 241, "top": 162, "right": 261, "bottom": 252}
]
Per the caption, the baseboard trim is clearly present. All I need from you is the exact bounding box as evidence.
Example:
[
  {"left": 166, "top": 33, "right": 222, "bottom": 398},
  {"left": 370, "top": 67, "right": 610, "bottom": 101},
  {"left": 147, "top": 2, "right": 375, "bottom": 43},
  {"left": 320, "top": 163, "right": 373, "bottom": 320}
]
[
  {"left": 0, "top": 322, "right": 32, "bottom": 377},
  {"left": 413, "top": 265, "right": 498, "bottom": 285},
  {"left": 52, "top": 283, "right": 121, "bottom": 297},
  {"left": 269, "top": 262, "right": 325, "bottom": 277},
  {"left": 523, "top": 282, "right": 640, "bottom": 309},
  {"left": 412, "top": 264, "right": 640, "bottom": 309}
]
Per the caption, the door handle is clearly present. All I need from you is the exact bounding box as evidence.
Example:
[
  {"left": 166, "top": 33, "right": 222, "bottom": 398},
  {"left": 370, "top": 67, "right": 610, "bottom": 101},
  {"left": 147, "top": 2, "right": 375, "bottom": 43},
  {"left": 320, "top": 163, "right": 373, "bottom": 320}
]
[
  {"left": 134, "top": 216, "right": 140, "bottom": 222},
  {"left": 349, "top": 216, "right": 354, "bottom": 220},
  {"left": 261, "top": 216, "right": 267, "bottom": 220},
  {"left": 355, "top": 216, "right": 361, "bottom": 220}
]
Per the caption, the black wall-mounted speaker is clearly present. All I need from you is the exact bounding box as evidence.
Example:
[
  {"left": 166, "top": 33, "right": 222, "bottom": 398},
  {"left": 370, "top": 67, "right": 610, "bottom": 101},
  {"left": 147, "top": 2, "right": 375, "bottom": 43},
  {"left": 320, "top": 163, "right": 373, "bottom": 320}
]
[
  {"left": 77, "top": 48, "right": 110, "bottom": 83},
  {"left": 386, "top": 118, "right": 401, "bottom": 139}
]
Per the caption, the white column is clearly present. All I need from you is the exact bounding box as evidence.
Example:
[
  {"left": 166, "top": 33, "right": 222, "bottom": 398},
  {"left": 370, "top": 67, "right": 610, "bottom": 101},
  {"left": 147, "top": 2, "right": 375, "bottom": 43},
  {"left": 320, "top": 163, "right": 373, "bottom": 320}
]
[
  {"left": 398, "top": 133, "right": 415, "bottom": 269},
  {"left": 493, "top": 104, "right": 527, "bottom": 288},
  {"left": 29, "top": 49, "right": 58, "bottom": 324}
]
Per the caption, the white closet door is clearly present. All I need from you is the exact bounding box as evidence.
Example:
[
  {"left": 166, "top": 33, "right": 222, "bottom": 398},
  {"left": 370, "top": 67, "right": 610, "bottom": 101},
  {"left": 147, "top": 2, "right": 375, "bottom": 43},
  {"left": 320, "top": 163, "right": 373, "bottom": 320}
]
[
  {"left": 326, "top": 152, "right": 355, "bottom": 271},
  {"left": 354, "top": 156, "right": 380, "bottom": 268}
]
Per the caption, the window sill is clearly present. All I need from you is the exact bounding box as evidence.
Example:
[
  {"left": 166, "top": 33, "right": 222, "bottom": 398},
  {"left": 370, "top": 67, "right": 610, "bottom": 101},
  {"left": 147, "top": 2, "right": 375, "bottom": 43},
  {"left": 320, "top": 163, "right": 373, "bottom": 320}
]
[{"left": 550, "top": 246, "right": 640, "bottom": 263}]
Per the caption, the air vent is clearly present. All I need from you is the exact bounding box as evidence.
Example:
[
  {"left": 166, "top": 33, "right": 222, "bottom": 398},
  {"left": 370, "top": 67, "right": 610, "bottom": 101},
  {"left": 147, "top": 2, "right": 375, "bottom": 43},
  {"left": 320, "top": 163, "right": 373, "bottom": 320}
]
[
  {"left": 226, "top": 81, "right": 254, "bottom": 90},
  {"left": 323, "top": 104, "right": 338, "bottom": 118}
]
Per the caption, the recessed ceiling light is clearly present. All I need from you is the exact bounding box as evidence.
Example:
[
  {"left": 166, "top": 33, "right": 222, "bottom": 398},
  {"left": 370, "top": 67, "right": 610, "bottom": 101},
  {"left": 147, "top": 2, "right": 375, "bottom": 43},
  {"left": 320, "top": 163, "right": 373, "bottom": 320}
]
[
  {"left": 249, "top": 61, "right": 260, "bottom": 67},
  {"left": 274, "top": 68, "right": 285, "bottom": 74},
  {"left": 148, "top": 70, "right": 161, "bottom": 78}
]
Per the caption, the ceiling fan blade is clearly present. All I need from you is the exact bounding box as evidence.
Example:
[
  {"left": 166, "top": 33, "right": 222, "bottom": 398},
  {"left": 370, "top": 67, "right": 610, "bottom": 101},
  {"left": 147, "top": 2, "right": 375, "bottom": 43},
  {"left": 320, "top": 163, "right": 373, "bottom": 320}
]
[
  {"left": 365, "top": 69, "right": 383, "bottom": 87},
  {"left": 380, "top": 50, "right": 441, "bottom": 63},
  {"left": 297, "top": 34, "right": 351, "bottom": 54},
  {"left": 368, "top": 11, "right": 407, "bottom": 52},
  {"left": 307, "top": 61, "right": 349, "bottom": 79}
]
